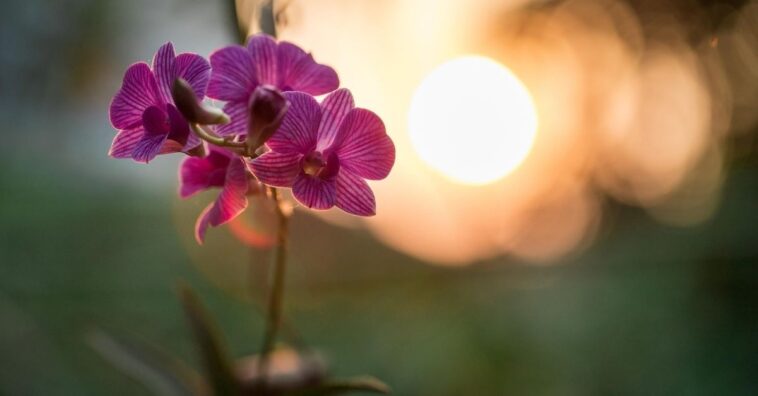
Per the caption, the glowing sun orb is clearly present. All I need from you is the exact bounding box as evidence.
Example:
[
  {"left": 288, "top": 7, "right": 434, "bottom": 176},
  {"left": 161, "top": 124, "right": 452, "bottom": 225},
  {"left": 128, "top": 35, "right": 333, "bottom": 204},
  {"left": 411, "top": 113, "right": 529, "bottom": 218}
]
[{"left": 408, "top": 56, "right": 539, "bottom": 185}]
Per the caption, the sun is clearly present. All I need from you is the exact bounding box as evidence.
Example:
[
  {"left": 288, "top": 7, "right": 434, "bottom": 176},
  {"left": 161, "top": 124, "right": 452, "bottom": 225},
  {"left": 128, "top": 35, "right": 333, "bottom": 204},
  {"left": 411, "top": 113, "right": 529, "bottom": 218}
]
[{"left": 408, "top": 56, "right": 538, "bottom": 185}]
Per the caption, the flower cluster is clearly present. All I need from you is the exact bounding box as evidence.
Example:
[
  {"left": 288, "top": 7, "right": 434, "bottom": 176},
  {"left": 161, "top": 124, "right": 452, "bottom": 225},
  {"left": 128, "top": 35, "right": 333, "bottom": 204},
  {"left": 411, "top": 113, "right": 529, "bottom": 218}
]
[{"left": 109, "top": 34, "right": 395, "bottom": 243}]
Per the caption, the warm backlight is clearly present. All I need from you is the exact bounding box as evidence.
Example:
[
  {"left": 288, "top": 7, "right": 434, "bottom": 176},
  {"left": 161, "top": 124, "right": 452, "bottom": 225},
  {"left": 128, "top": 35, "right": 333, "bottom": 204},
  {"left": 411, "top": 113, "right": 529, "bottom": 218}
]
[{"left": 408, "top": 56, "right": 538, "bottom": 185}]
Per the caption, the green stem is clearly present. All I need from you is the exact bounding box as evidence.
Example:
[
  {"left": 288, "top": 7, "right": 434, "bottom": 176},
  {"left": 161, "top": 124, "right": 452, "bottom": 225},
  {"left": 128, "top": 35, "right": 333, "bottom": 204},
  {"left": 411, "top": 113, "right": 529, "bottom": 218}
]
[
  {"left": 190, "top": 124, "right": 247, "bottom": 154},
  {"left": 258, "top": 187, "right": 290, "bottom": 384}
]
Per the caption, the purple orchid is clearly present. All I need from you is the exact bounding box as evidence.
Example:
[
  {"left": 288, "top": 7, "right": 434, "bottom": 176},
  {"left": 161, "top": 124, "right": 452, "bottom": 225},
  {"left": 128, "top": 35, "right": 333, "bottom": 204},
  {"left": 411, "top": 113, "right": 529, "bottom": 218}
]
[
  {"left": 180, "top": 147, "right": 257, "bottom": 243},
  {"left": 206, "top": 34, "right": 339, "bottom": 137},
  {"left": 249, "top": 89, "right": 395, "bottom": 216},
  {"left": 109, "top": 43, "right": 210, "bottom": 162}
]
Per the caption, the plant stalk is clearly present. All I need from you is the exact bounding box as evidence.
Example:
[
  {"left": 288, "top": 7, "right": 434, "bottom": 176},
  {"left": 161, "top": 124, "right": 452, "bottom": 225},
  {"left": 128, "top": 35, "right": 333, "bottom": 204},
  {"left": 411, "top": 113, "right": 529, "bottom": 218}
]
[
  {"left": 190, "top": 124, "right": 248, "bottom": 155},
  {"left": 257, "top": 187, "right": 290, "bottom": 384}
]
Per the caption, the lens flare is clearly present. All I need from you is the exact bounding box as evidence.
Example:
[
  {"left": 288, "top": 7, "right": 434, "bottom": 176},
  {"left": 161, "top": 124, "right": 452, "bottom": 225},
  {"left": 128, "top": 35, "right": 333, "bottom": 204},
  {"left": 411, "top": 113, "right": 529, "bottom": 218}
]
[{"left": 408, "top": 56, "right": 538, "bottom": 185}]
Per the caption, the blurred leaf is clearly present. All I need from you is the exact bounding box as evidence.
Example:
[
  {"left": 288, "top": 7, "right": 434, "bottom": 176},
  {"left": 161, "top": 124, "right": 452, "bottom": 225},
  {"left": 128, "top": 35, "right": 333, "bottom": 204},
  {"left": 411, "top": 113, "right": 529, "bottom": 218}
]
[
  {"left": 295, "top": 376, "right": 391, "bottom": 395},
  {"left": 87, "top": 327, "right": 205, "bottom": 396},
  {"left": 178, "top": 283, "right": 240, "bottom": 396}
]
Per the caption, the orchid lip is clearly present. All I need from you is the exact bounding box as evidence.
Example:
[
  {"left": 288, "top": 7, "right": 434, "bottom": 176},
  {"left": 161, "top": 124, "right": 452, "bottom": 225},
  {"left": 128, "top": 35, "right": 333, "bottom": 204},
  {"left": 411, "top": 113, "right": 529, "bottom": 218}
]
[
  {"left": 301, "top": 151, "right": 340, "bottom": 180},
  {"left": 302, "top": 151, "right": 326, "bottom": 177},
  {"left": 165, "top": 104, "right": 191, "bottom": 145}
]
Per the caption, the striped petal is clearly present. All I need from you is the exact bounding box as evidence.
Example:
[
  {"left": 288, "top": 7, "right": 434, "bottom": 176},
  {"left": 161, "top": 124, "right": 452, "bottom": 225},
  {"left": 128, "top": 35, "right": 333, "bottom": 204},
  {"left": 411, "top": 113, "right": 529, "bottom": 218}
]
[
  {"left": 183, "top": 131, "right": 202, "bottom": 152},
  {"left": 132, "top": 133, "right": 168, "bottom": 163},
  {"left": 277, "top": 41, "right": 339, "bottom": 95},
  {"left": 333, "top": 109, "right": 395, "bottom": 180},
  {"left": 212, "top": 158, "right": 249, "bottom": 226},
  {"left": 207, "top": 45, "right": 257, "bottom": 102},
  {"left": 152, "top": 42, "right": 176, "bottom": 104},
  {"left": 194, "top": 203, "right": 214, "bottom": 245},
  {"left": 109, "top": 127, "right": 144, "bottom": 159},
  {"left": 159, "top": 140, "right": 184, "bottom": 155},
  {"left": 131, "top": 106, "right": 170, "bottom": 162},
  {"left": 194, "top": 157, "right": 249, "bottom": 243},
  {"left": 266, "top": 92, "right": 321, "bottom": 154},
  {"left": 317, "top": 88, "right": 354, "bottom": 151},
  {"left": 215, "top": 100, "right": 248, "bottom": 137},
  {"left": 176, "top": 53, "right": 211, "bottom": 99},
  {"left": 109, "top": 62, "right": 162, "bottom": 130},
  {"left": 179, "top": 149, "right": 230, "bottom": 198},
  {"left": 249, "top": 151, "right": 302, "bottom": 187},
  {"left": 247, "top": 34, "right": 278, "bottom": 86},
  {"left": 335, "top": 170, "right": 376, "bottom": 216},
  {"left": 292, "top": 174, "right": 336, "bottom": 210}
]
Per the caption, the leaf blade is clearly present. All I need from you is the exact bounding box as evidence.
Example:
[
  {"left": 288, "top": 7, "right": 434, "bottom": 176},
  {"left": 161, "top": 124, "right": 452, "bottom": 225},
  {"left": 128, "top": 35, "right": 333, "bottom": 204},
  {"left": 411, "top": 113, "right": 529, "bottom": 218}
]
[
  {"left": 178, "top": 282, "right": 240, "bottom": 396},
  {"left": 87, "top": 327, "right": 205, "bottom": 396}
]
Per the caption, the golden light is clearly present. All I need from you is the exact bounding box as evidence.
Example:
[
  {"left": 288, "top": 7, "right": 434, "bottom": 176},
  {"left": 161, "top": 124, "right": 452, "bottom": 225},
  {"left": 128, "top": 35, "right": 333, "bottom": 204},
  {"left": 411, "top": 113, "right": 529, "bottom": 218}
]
[
  {"left": 408, "top": 56, "right": 538, "bottom": 185},
  {"left": 224, "top": 0, "right": 738, "bottom": 267}
]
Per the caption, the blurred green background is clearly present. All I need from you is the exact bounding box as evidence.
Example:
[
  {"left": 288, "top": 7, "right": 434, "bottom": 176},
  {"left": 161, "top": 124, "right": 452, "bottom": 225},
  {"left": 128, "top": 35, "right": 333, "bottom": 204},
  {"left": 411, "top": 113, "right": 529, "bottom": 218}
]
[{"left": 1, "top": 0, "right": 757, "bottom": 395}]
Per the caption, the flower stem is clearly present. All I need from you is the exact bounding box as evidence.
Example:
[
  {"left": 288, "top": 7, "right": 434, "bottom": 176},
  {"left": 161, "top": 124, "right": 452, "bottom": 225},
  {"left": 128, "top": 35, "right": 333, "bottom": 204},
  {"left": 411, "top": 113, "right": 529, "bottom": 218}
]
[
  {"left": 190, "top": 123, "right": 247, "bottom": 154},
  {"left": 258, "top": 187, "right": 290, "bottom": 383}
]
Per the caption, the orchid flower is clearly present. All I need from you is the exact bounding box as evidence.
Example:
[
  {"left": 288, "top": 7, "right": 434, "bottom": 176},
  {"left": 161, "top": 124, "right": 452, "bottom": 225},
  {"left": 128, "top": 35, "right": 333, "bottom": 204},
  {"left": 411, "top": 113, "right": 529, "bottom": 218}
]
[
  {"left": 109, "top": 43, "right": 209, "bottom": 162},
  {"left": 250, "top": 89, "right": 395, "bottom": 216},
  {"left": 179, "top": 146, "right": 261, "bottom": 243},
  {"left": 207, "top": 34, "right": 339, "bottom": 138}
]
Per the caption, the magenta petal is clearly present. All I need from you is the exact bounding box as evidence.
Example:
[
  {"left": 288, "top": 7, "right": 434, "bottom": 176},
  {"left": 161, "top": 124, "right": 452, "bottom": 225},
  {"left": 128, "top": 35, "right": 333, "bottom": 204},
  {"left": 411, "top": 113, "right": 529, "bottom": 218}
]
[
  {"left": 194, "top": 203, "right": 213, "bottom": 244},
  {"left": 179, "top": 157, "right": 208, "bottom": 198},
  {"left": 247, "top": 34, "right": 278, "bottom": 86},
  {"left": 166, "top": 104, "right": 201, "bottom": 152},
  {"left": 277, "top": 42, "right": 339, "bottom": 95},
  {"left": 132, "top": 133, "right": 168, "bottom": 163},
  {"left": 249, "top": 151, "right": 302, "bottom": 187},
  {"left": 316, "top": 88, "right": 354, "bottom": 151},
  {"left": 166, "top": 104, "right": 192, "bottom": 144},
  {"left": 179, "top": 152, "right": 229, "bottom": 198},
  {"left": 142, "top": 106, "right": 170, "bottom": 135},
  {"left": 184, "top": 132, "right": 202, "bottom": 152},
  {"left": 212, "top": 158, "right": 249, "bottom": 226},
  {"left": 109, "top": 127, "right": 144, "bottom": 158},
  {"left": 207, "top": 45, "right": 257, "bottom": 102},
  {"left": 215, "top": 101, "right": 248, "bottom": 137},
  {"left": 194, "top": 157, "right": 249, "bottom": 243},
  {"left": 153, "top": 42, "right": 176, "bottom": 104},
  {"left": 335, "top": 170, "right": 376, "bottom": 216},
  {"left": 175, "top": 53, "right": 211, "bottom": 98},
  {"left": 334, "top": 109, "right": 395, "bottom": 180},
  {"left": 266, "top": 92, "right": 321, "bottom": 154},
  {"left": 159, "top": 140, "right": 184, "bottom": 155},
  {"left": 110, "top": 62, "right": 162, "bottom": 130},
  {"left": 292, "top": 175, "right": 336, "bottom": 210}
]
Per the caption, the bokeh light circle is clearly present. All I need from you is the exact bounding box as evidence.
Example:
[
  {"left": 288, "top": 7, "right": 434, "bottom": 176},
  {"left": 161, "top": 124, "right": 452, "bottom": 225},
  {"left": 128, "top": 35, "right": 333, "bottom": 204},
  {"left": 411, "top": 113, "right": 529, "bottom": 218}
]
[{"left": 408, "top": 56, "right": 538, "bottom": 185}]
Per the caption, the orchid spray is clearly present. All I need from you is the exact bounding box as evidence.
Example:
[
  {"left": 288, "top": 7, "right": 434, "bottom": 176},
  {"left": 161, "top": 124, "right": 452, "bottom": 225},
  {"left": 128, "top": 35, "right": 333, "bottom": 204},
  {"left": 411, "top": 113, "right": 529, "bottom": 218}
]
[{"left": 100, "top": 5, "right": 394, "bottom": 395}]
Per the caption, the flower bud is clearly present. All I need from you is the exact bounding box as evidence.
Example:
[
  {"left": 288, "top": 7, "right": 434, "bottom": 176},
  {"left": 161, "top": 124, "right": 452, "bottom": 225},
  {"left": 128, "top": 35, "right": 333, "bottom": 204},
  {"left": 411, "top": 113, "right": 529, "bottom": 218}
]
[
  {"left": 172, "top": 78, "right": 229, "bottom": 125},
  {"left": 236, "top": 347, "right": 327, "bottom": 393},
  {"left": 247, "top": 85, "right": 289, "bottom": 152}
]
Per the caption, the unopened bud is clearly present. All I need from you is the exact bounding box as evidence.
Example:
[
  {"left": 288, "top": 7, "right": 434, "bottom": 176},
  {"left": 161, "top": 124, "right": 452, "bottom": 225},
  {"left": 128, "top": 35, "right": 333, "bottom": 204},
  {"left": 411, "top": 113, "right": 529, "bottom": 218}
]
[
  {"left": 236, "top": 347, "right": 327, "bottom": 393},
  {"left": 172, "top": 78, "right": 229, "bottom": 125},
  {"left": 247, "top": 85, "right": 288, "bottom": 152}
]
